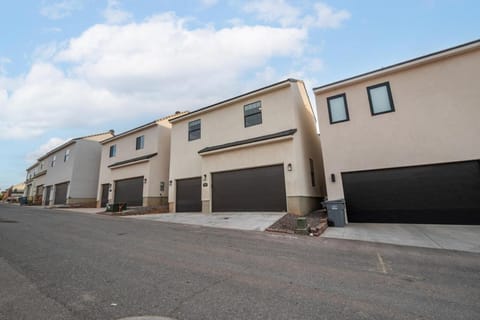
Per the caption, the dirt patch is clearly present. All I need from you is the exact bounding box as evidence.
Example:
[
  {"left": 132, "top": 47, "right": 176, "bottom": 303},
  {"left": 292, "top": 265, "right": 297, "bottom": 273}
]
[
  {"left": 99, "top": 206, "right": 169, "bottom": 216},
  {"left": 266, "top": 210, "right": 327, "bottom": 235}
]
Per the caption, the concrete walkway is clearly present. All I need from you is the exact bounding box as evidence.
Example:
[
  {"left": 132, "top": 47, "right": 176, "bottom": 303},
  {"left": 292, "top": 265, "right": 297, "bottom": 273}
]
[
  {"left": 322, "top": 223, "right": 480, "bottom": 253},
  {"left": 124, "top": 212, "right": 285, "bottom": 231}
]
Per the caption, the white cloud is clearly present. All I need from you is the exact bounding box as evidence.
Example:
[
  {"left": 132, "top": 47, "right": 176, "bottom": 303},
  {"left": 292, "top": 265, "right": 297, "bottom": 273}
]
[
  {"left": 200, "top": 0, "right": 218, "bottom": 7},
  {"left": 244, "top": 1, "right": 350, "bottom": 29},
  {"left": 26, "top": 137, "right": 70, "bottom": 164},
  {"left": 40, "top": 0, "right": 82, "bottom": 20},
  {"left": 0, "top": 13, "right": 306, "bottom": 140},
  {"left": 244, "top": 0, "right": 300, "bottom": 27},
  {"left": 306, "top": 2, "right": 351, "bottom": 28},
  {"left": 103, "top": 0, "right": 132, "bottom": 24}
]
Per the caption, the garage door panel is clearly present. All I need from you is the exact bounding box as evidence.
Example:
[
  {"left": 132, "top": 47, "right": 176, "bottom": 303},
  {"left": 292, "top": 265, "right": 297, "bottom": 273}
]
[
  {"left": 212, "top": 165, "right": 286, "bottom": 212},
  {"left": 54, "top": 182, "right": 68, "bottom": 205},
  {"left": 343, "top": 161, "right": 480, "bottom": 224},
  {"left": 115, "top": 177, "right": 143, "bottom": 207},
  {"left": 176, "top": 177, "right": 201, "bottom": 212}
]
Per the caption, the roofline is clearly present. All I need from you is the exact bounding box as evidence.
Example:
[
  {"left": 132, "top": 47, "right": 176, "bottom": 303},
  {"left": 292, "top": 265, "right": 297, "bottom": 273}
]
[
  {"left": 313, "top": 38, "right": 480, "bottom": 93},
  {"left": 26, "top": 162, "right": 40, "bottom": 171},
  {"left": 170, "top": 78, "right": 299, "bottom": 123},
  {"left": 102, "top": 112, "right": 188, "bottom": 144}
]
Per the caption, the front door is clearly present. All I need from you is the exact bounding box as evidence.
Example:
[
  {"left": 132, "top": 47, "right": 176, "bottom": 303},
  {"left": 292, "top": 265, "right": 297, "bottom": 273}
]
[
  {"left": 45, "top": 186, "right": 51, "bottom": 206},
  {"left": 101, "top": 184, "right": 109, "bottom": 207}
]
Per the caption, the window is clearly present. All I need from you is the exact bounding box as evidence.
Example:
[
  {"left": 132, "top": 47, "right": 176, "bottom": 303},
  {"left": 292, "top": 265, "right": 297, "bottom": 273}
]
[
  {"left": 367, "top": 82, "right": 395, "bottom": 115},
  {"left": 51, "top": 155, "right": 56, "bottom": 167},
  {"left": 244, "top": 101, "right": 262, "bottom": 127},
  {"left": 136, "top": 136, "right": 144, "bottom": 150},
  {"left": 327, "top": 93, "right": 349, "bottom": 124},
  {"left": 309, "top": 158, "right": 316, "bottom": 187},
  {"left": 109, "top": 145, "right": 116, "bottom": 157},
  {"left": 188, "top": 119, "right": 201, "bottom": 141},
  {"left": 64, "top": 149, "right": 70, "bottom": 162},
  {"left": 40, "top": 161, "right": 44, "bottom": 170}
]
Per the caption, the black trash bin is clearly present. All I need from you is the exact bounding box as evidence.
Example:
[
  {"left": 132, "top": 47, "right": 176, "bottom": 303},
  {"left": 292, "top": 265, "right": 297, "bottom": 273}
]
[
  {"left": 323, "top": 199, "right": 346, "bottom": 227},
  {"left": 19, "top": 197, "right": 28, "bottom": 206}
]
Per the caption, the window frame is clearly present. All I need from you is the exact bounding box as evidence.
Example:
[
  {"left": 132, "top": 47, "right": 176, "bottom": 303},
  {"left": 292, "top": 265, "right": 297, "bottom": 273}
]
[
  {"left": 367, "top": 81, "right": 395, "bottom": 116},
  {"left": 188, "top": 119, "right": 201, "bottom": 141},
  {"left": 309, "top": 158, "right": 316, "bottom": 187},
  {"left": 64, "top": 149, "right": 70, "bottom": 162},
  {"left": 326, "top": 93, "right": 350, "bottom": 124},
  {"left": 135, "top": 135, "right": 144, "bottom": 150},
  {"left": 109, "top": 144, "right": 116, "bottom": 158},
  {"left": 243, "top": 101, "right": 262, "bottom": 128},
  {"left": 51, "top": 155, "right": 56, "bottom": 167}
]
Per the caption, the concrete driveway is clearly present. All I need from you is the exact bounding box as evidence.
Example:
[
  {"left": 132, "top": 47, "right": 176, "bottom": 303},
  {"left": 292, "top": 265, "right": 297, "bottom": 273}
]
[
  {"left": 322, "top": 223, "right": 480, "bottom": 253},
  {"left": 124, "top": 212, "right": 284, "bottom": 231}
]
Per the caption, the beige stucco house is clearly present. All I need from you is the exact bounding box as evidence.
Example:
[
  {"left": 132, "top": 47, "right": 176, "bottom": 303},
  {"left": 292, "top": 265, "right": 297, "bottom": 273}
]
[
  {"left": 24, "top": 161, "right": 47, "bottom": 204},
  {"left": 38, "top": 131, "right": 114, "bottom": 207},
  {"left": 168, "top": 79, "right": 325, "bottom": 215},
  {"left": 313, "top": 39, "right": 480, "bottom": 225},
  {"left": 97, "top": 113, "right": 185, "bottom": 208}
]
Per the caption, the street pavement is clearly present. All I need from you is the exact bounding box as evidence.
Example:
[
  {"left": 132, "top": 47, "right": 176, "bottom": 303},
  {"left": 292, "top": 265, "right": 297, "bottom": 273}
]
[{"left": 1, "top": 203, "right": 479, "bottom": 320}]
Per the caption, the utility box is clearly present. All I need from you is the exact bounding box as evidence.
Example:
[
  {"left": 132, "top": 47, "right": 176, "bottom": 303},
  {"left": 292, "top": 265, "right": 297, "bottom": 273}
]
[
  {"left": 323, "top": 199, "right": 346, "bottom": 227},
  {"left": 295, "top": 217, "right": 309, "bottom": 235}
]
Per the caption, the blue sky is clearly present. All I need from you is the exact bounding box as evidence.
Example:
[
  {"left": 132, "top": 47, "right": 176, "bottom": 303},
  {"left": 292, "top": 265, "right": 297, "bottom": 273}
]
[{"left": 1, "top": 0, "right": 479, "bottom": 189}]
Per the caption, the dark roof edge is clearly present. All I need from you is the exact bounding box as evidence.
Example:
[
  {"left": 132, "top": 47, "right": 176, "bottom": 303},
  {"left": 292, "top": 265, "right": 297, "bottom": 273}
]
[
  {"left": 108, "top": 152, "right": 158, "bottom": 168},
  {"left": 313, "top": 39, "right": 480, "bottom": 91},
  {"left": 171, "top": 78, "right": 299, "bottom": 123},
  {"left": 198, "top": 129, "right": 297, "bottom": 154}
]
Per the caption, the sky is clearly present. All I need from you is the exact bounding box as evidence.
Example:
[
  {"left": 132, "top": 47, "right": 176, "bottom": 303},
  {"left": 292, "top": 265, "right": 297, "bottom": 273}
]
[{"left": 0, "top": 0, "right": 479, "bottom": 189}]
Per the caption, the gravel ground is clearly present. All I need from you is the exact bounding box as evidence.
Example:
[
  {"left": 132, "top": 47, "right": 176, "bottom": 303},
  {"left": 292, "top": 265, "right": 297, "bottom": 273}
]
[{"left": 266, "top": 209, "right": 327, "bottom": 234}]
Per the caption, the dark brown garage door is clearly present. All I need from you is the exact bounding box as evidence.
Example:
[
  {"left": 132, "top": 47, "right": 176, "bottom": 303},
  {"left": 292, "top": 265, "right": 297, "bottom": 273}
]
[
  {"left": 54, "top": 182, "right": 69, "bottom": 205},
  {"left": 176, "top": 177, "right": 202, "bottom": 212},
  {"left": 342, "top": 160, "right": 480, "bottom": 224},
  {"left": 212, "top": 165, "right": 287, "bottom": 212},
  {"left": 114, "top": 177, "right": 143, "bottom": 206}
]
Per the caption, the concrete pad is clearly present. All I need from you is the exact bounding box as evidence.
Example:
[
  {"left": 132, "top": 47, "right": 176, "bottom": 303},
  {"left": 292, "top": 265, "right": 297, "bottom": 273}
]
[
  {"left": 124, "top": 212, "right": 284, "bottom": 231},
  {"left": 322, "top": 223, "right": 480, "bottom": 253}
]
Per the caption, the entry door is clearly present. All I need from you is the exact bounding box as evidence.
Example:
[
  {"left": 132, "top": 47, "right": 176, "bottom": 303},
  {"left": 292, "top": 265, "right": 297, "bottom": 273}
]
[
  {"left": 45, "top": 186, "right": 51, "bottom": 205},
  {"left": 176, "top": 177, "right": 202, "bottom": 212},
  {"left": 101, "top": 184, "right": 110, "bottom": 207}
]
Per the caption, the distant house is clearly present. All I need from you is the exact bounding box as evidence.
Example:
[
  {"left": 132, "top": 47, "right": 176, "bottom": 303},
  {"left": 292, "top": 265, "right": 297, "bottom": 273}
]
[
  {"left": 97, "top": 113, "right": 186, "bottom": 208},
  {"left": 3, "top": 182, "right": 25, "bottom": 202},
  {"left": 168, "top": 79, "right": 325, "bottom": 215},
  {"left": 313, "top": 39, "right": 480, "bottom": 225},
  {"left": 37, "top": 131, "right": 114, "bottom": 207},
  {"left": 24, "top": 161, "right": 47, "bottom": 204}
]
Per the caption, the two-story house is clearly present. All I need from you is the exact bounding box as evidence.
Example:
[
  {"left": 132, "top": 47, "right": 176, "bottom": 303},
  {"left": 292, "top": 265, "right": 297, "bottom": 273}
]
[
  {"left": 40, "top": 131, "right": 114, "bottom": 206},
  {"left": 97, "top": 113, "right": 186, "bottom": 208},
  {"left": 313, "top": 39, "right": 480, "bottom": 225},
  {"left": 168, "top": 79, "right": 325, "bottom": 215},
  {"left": 24, "top": 160, "right": 47, "bottom": 204}
]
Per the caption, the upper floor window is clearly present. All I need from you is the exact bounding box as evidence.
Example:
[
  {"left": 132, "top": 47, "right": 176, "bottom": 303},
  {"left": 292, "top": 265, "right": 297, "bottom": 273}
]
[
  {"left": 188, "top": 119, "right": 201, "bottom": 141},
  {"left": 51, "top": 155, "right": 56, "bottom": 167},
  {"left": 244, "top": 101, "right": 262, "bottom": 127},
  {"left": 327, "top": 93, "right": 349, "bottom": 124},
  {"left": 136, "top": 136, "right": 144, "bottom": 150},
  {"left": 64, "top": 149, "right": 70, "bottom": 162},
  {"left": 309, "top": 158, "right": 316, "bottom": 187},
  {"left": 40, "top": 161, "right": 44, "bottom": 170},
  {"left": 367, "top": 82, "right": 395, "bottom": 115},
  {"left": 109, "top": 145, "right": 117, "bottom": 157}
]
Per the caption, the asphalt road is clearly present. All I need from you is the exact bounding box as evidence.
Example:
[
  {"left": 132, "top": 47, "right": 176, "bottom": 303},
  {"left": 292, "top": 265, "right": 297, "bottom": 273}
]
[{"left": 1, "top": 204, "right": 479, "bottom": 320}]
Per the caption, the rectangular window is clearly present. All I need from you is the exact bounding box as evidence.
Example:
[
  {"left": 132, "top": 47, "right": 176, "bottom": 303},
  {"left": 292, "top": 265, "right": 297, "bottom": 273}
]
[
  {"left": 136, "top": 136, "right": 144, "bottom": 150},
  {"left": 309, "top": 158, "right": 316, "bottom": 187},
  {"left": 64, "top": 149, "right": 70, "bottom": 162},
  {"left": 327, "top": 93, "right": 349, "bottom": 124},
  {"left": 188, "top": 119, "right": 201, "bottom": 141},
  {"left": 244, "top": 101, "right": 262, "bottom": 127},
  {"left": 51, "top": 155, "right": 56, "bottom": 167},
  {"left": 40, "top": 161, "right": 44, "bottom": 170},
  {"left": 367, "top": 82, "right": 395, "bottom": 115},
  {"left": 109, "top": 145, "right": 116, "bottom": 157}
]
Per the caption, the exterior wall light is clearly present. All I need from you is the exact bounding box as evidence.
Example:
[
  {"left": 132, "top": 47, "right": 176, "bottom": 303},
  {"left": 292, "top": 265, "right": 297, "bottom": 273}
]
[
  {"left": 287, "top": 163, "right": 292, "bottom": 171},
  {"left": 331, "top": 173, "right": 336, "bottom": 183},
  {"left": 144, "top": 178, "right": 147, "bottom": 184}
]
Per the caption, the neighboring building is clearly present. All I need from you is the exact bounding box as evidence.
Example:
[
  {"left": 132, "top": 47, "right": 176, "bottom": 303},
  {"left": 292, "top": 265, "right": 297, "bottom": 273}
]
[
  {"left": 3, "top": 182, "right": 25, "bottom": 202},
  {"left": 313, "top": 39, "right": 480, "bottom": 225},
  {"left": 39, "top": 131, "right": 114, "bottom": 207},
  {"left": 168, "top": 79, "right": 325, "bottom": 215},
  {"left": 24, "top": 161, "right": 47, "bottom": 204},
  {"left": 97, "top": 113, "right": 186, "bottom": 208}
]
